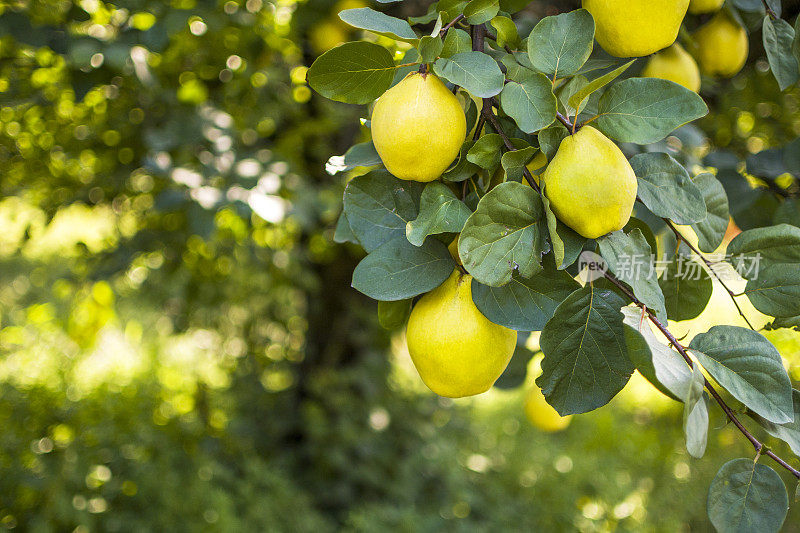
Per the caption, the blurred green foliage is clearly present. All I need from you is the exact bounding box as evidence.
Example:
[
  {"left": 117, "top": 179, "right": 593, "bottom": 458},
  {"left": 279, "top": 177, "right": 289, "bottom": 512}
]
[{"left": 0, "top": 0, "right": 799, "bottom": 531}]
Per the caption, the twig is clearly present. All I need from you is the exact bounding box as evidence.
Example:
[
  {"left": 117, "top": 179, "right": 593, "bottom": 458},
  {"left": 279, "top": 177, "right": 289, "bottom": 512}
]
[
  {"left": 760, "top": 0, "right": 777, "bottom": 18},
  {"left": 602, "top": 271, "right": 800, "bottom": 480},
  {"left": 663, "top": 219, "right": 756, "bottom": 330},
  {"left": 439, "top": 14, "right": 465, "bottom": 36},
  {"left": 482, "top": 101, "right": 541, "bottom": 192},
  {"left": 556, "top": 111, "right": 575, "bottom": 132}
]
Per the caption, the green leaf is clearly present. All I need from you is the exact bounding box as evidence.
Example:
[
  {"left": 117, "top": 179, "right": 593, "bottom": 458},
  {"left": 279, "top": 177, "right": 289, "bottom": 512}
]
[
  {"left": 537, "top": 123, "right": 569, "bottom": 159},
  {"left": 689, "top": 326, "right": 794, "bottom": 424},
  {"left": 500, "top": 70, "right": 557, "bottom": 134},
  {"left": 326, "top": 141, "right": 382, "bottom": 174},
  {"left": 763, "top": 15, "right": 799, "bottom": 91},
  {"left": 774, "top": 198, "right": 800, "bottom": 228},
  {"left": 594, "top": 78, "right": 708, "bottom": 144},
  {"left": 466, "top": 133, "right": 504, "bottom": 170},
  {"left": 458, "top": 182, "right": 548, "bottom": 287},
  {"left": 418, "top": 35, "right": 444, "bottom": 63},
  {"left": 621, "top": 306, "right": 691, "bottom": 402},
  {"left": 433, "top": 51, "right": 505, "bottom": 97},
  {"left": 630, "top": 152, "right": 707, "bottom": 225},
  {"left": 541, "top": 181, "right": 585, "bottom": 269},
  {"left": 378, "top": 299, "right": 412, "bottom": 329},
  {"left": 537, "top": 285, "right": 633, "bottom": 415},
  {"left": 683, "top": 363, "right": 708, "bottom": 459},
  {"left": 597, "top": 229, "right": 667, "bottom": 322},
  {"left": 707, "top": 459, "right": 789, "bottom": 533},
  {"left": 307, "top": 41, "right": 397, "bottom": 105},
  {"left": 527, "top": 9, "right": 594, "bottom": 79},
  {"left": 471, "top": 260, "right": 579, "bottom": 331},
  {"left": 463, "top": 0, "right": 499, "bottom": 24},
  {"left": 406, "top": 183, "right": 471, "bottom": 246},
  {"left": 334, "top": 211, "right": 360, "bottom": 245},
  {"left": 728, "top": 224, "right": 800, "bottom": 268},
  {"left": 795, "top": 15, "right": 800, "bottom": 71},
  {"left": 567, "top": 60, "right": 634, "bottom": 116},
  {"left": 749, "top": 389, "right": 800, "bottom": 457},
  {"left": 490, "top": 16, "right": 520, "bottom": 49},
  {"left": 500, "top": 146, "right": 537, "bottom": 182},
  {"left": 442, "top": 141, "right": 481, "bottom": 182},
  {"left": 659, "top": 249, "right": 713, "bottom": 321},
  {"left": 352, "top": 236, "right": 454, "bottom": 301},
  {"left": 441, "top": 28, "right": 472, "bottom": 57},
  {"left": 691, "top": 172, "right": 730, "bottom": 253},
  {"left": 494, "top": 340, "right": 535, "bottom": 389},
  {"left": 338, "top": 8, "right": 419, "bottom": 43},
  {"left": 343, "top": 170, "right": 424, "bottom": 252},
  {"left": 740, "top": 264, "right": 800, "bottom": 318}
]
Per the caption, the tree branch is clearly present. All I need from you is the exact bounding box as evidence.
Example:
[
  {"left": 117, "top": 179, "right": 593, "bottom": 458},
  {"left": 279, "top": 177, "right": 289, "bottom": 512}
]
[
  {"left": 663, "top": 219, "right": 756, "bottom": 330},
  {"left": 439, "top": 14, "right": 465, "bottom": 36},
  {"left": 761, "top": 0, "right": 777, "bottom": 19},
  {"left": 601, "top": 271, "right": 800, "bottom": 479}
]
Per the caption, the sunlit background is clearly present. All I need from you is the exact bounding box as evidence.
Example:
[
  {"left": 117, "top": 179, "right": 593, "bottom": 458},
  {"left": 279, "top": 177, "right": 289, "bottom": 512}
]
[{"left": 1, "top": 0, "right": 799, "bottom": 531}]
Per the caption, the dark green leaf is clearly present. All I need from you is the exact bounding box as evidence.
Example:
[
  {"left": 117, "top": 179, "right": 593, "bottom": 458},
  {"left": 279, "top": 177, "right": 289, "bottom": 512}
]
[
  {"left": 728, "top": 224, "right": 800, "bottom": 269},
  {"left": 537, "top": 123, "right": 569, "bottom": 160},
  {"left": 406, "top": 183, "right": 471, "bottom": 246},
  {"left": 334, "top": 211, "right": 360, "bottom": 245},
  {"left": 339, "top": 8, "right": 418, "bottom": 43},
  {"left": 689, "top": 326, "right": 794, "bottom": 424},
  {"left": 459, "top": 182, "right": 548, "bottom": 287},
  {"left": 441, "top": 28, "right": 472, "bottom": 57},
  {"left": 691, "top": 172, "right": 730, "bottom": 253},
  {"left": 442, "top": 141, "right": 481, "bottom": 182},
  {"left": 630, "top": 152, "right": 707, "bottom": 225},
  {"left": 749, "top": 389, "right": 800, "bottom": 457},
  {"left": 527, "top": 9, "right": 594, "bottom": 79},
  {"left": 463, "top": 0, "right": 499, "bottom": 24},
  {"left": 307, "top": 42, "right": 397, "bottom": 105},
  {"left": 466, "top": 133, "right": 504, "bottom": 170},
  {"left": 707, "top": 459, "right": 788, "bottom": 533},
  {"left": 500, "top": 146, "right": 537, "bottom": 182},
  {"left": 352, "top": 236, "right": 454, "bottom": 300},
  {"left": 537, "top": 285, "right": 633, "bottom": 415},
  {"left": 471, "top": 261, "right": 579, "bottom": 331},
  {"left": 433, "top": 51, "right": 505, "bottom": 97},
  {"left": 597, "top": 229, "right": 667, "bottom": 321},
  {"left": 741, "top": 263, "right": 800, "bottom": 318},
  {"left": 659, "top": 250, "right": 713, "bottom": 321},
  {"left": 326, "top": 142, "right": 382, "bottom": 174},
  {"left": 343, "top": 170, "right": 424, "bottom": 252},
  {"left": 594, "top": 78, "right": 708, "bottom": 144},
  {"left": 494, "top": 342, "right": 535, "bottom": 389},
  {"left": 418, "top": 35, "right": 444, "bottom": 63},
  {"left": 763, "top": 16, "right": 799, "bottom": 91},
  {"left": 500, "top": 70, "right": 557, "bottom": 133}
]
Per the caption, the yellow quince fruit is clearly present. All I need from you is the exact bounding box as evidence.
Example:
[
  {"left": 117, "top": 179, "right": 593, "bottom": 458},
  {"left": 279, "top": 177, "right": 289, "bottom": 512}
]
[
  {"left": 371, "top": 73, "right": 467, "bottom": 182},
  {"left": 406, "top": 269, "right": 516, "bottom": 398},
  {"left": 583, "top": 0, "right": 690, "bottom": 57},
  {"left": 688, "top": 0, "right": 724, "bottom": 14},
  {"left": 525, "top": 383, "right": 572, "bottom": 432},
  {"left": 541, "top": 126, "right": 637, "bottom": 239},
  {"left": 692, "top": 11, "right": 749, "bottom": 78},
  {"left": 642, "top": 43, "right": 701, "bottom": 92}
]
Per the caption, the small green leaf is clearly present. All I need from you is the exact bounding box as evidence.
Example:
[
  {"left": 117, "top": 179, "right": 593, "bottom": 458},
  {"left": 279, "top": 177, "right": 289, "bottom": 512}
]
[
  {"left": 406, "top": 182, "right": 471, "bottom": 246},
  {"left": 541, "top": 181, "right": 585, "bottom": 270},
  {"left": 527, "top": 9, "right": 594, "bottom": 79},
  {"left": 339, "top": 8, "right": 419, "bottom": 43},
  {"left": 463, "top": 0, "right": 499, "bottom": 24},
  {"left": 594, "top": 78, "right": 708, "bottom": 144},
  {"left": 334, "top": 211, "right": 360, "bottom": 245},
  {"left": 326, "top": 141, "right": 382, "bottom": 174},
  {"left": 567, "top": 60, "right": 634, "bottom": 116},
  {"left": 763, "top": 15, "right": 799, "bottom": 91},
  {"left": 728, "top": 224, "right": 800, "bottom": 268},
  {"left": 441, "top": 28, "right": 472, "bottom": 57},
  {"left": 490, "top": 16, "right": 520, "bottom": 49},
  {"left": 471, "top": 259, "right": 579, "bottom": 331},
  {"left": 433, "top": 51, "right": 505, "bottom": 97},
  {"left": 494, "top": 340, "right": 535, "bottom": 389},
  {"left": 307, "top": 41, "right": 397, "bottom": 105},
  {"left": 500, "top": 146, "right": 537, "bottom": 182},
  {"left": 689, "top": 326, "right": 794, "bottom": 424},
  {"left": 749, "top": 389, "right": 800, "bottom": 457},
  {"left": 621, "top": 306, "right": 691, "bottom": 401},
  {"left": 500, "top": 70, "right": 557, "bottom": 133},
  {"left": 343, "top": 170, "right": 424, "bottom": 252},
  {"left": 537, "top": 123, "right": 569, "bottom": 159},
  {"left": 630, "top": 152, "right": 707, "bottom": 225},
  {"left": 659, "top": 249, "right": 713, "bottom": 321},
  {"left": 352, "top": 236, "right": 454, "bottom": 301},
  {"left": 683, "top": 363, "right": 708, "bottom": 458},
  {"left": 597, "top": 229, "right": 667, "bottom": 321},
  {"left": 467, "top": 133, "right": 504, "bottom": 170},
  {"left": 418, "top": 35, "right": 444, "bottom": 63},
  {"left": 442, "top": 141, "right": 481, "bottom": 182},
  {"left": 740, "top": 263, "right": 800, "bottom": 318},
  {"left": 378, "top": 299, "right": 412, "bottom": 329},
  {"left": 691, "top": 172, "right": 730, "bottom": 253},
  {"left": 707, "top": 459, "right": 789, "bottom": 533},
  {"left": 459, "top": 182, "right": 548, "bottom": 287},
  {"left": 537, "top": 285, "right": 633, "bottom": 415}
]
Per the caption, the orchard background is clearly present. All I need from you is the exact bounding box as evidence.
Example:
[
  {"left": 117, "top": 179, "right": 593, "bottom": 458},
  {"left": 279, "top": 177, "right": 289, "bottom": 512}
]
[{"left": 2, "top": 0, "right": 800, "bottom": 531}]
